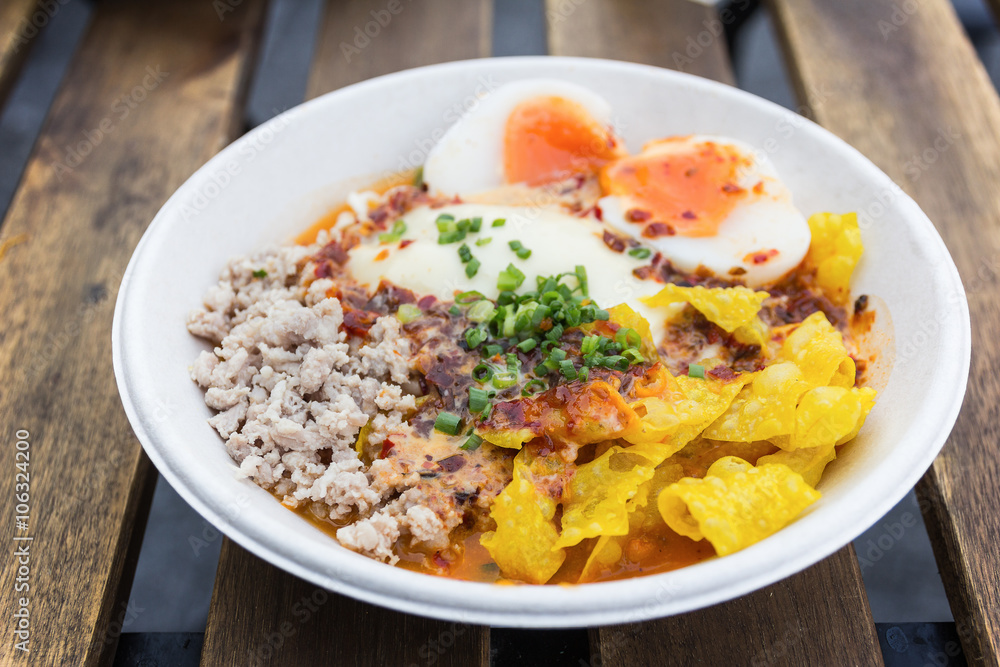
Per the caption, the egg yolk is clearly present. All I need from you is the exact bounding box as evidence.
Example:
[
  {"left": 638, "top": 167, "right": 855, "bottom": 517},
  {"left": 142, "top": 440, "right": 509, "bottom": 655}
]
[
  {"left": 600, "top": 139, "right": 753, "bottom": 237},
  {"left": 504, "top": 96, "right": 623, "bottom": 187}
]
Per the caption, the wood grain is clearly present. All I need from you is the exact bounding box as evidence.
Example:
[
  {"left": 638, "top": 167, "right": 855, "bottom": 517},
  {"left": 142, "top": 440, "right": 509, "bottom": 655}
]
[
  {"left": 769, "top": 0, "right": 1000, "bottom": 663},
  {"left": 0, "top": 0, "right": 39, "bottom": 107},
  {"left": 545, "top": 0, "right": 735, "bottom": 85},
  {"left": 551, "top": 3, "right": 882, "bottom": 665},
  {"left": 306, "top": 0, "right": 492, "bottom": 100},
  {"left": 202, "top": 2, "right": 492, "bottom": 665},
  {"left": 0, "top": 1, "right": 267, "bottom": 665}
]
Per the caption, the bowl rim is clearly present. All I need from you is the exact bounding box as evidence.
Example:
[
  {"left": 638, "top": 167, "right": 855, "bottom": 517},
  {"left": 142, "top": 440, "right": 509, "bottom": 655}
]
[{"left": 112, "top": 55, "right": 971, "bottom": 627}]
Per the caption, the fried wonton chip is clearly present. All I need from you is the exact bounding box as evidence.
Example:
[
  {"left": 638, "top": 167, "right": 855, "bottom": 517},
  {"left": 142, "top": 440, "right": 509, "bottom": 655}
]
[
  {"left": 657, "top": 456, "right": 820, "bottom": 556},
  {"left": 641, "top": 284, "right": 769, "bottom": 333},
  {"left": 768, "top": 385, "right": 877, "bottom": 451},
  {"left": 607, "top": 303, "right": 660, "bottom": 362},
  {"left": 779, "top": 312, "right": 853, "bottom": 389},
  {"left": 806, "top": 212, "right": 863, "bottom": 304},
  {"left": 757, "top": 445, "right": 836, "bottom": 487},
  {"left": 624, "top": 375, "right": 752, "bottom": 464},
  {"left": 477, "top": 380, "right": 638, "bottom": 449},
  {"left": 732, "top": 316, "right": 772, "bottom": 351},
  {"left": 580, "top": 462, "right": 685, "bottom": 582},
  {"left": 481, "top": 452, "right": 566, "bottom": 584},
  {"left": 702, "top": 362, "right": 808, "bottom": 442},
  {"left": 554, "top": 448, "right": 655, "bottom": 549}
]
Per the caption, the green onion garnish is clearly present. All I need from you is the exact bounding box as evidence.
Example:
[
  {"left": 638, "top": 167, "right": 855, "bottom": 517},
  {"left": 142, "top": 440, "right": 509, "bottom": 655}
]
[
  {"left": 615, "top": 327, "right": 641, "bottom": 350},
  {"left": 252, "top": 269, "right": 267, "bottom": 278},
  {"left": 508, "top": 240, "right": 532, "bottom": 260},
  {"left": 465, "top": 258, "right": 481, "bottom": 278},
  {"left": 548, "top": 348, "right": 567, "bottom": 362},
  {"left": 475, "top": 237, "right": 492, "bottom": 247},
  {"left": 455, "top": 290, "right": 484, "bottom": 304},
  {"left": 497, "top": 263, "right": 526, "bottom": 291},
  {"left": 396, "top": 303, "right": 421, "bottom": 324},
  {"left": 559, "top": 359, "right": 578, "bottom": 380},
  {"left": 434, "top": 411, "right": 461, "bottom": 435},
  {"left": 448, "top": 305, "right": 461, "bottom": 317},
  {"left": 465, "top": 327, "right": 486, "bottom": 349},
  {"left": 438, "top": 230, "right": 466, "bottom": 244},
  {"left": 472, "top": 364, "right": 494, "bottom": 381},
  {"left": 595, "top": 309, "right": 610, "bottom": 321},
  {"left": 413, "top": 166, "right": 424, "bottom": 188},
  {"left": 516, "top": 338, "right": 537, "bottom": 353},
  {"left": 460, "top": 434, "right": 483, "bottom": 451},
  {"left": 467, "top": 300, "right": 495, "bottom": 322},
  {"left": 457, "top": 219, "right": 471, "bottom": 233},
  {"left": 522, "top": 378, "right": 547, "bottom": 396},
  {"left": 575, "top": 265, "right": 589, "bottom": 296},
  {"left": 470, "top": 217, "right": 483, "bottom": 232},
  {"left": 622, "top": 348, "right": 646, "bottom": 364},
  {"left": 378, "top": 219, "right": 407, "bottom": 243},
  {"left": 492, "top": 371, "right": 518, "bottom": 389},
  {"left": 492, "top": 218, "right": 506, "bottom": 227},
  {"left": 483, "top": 344, "right": 503, "bottom": 358},
  {"left": 468, "top": 387, "right": 489, "bottom": 413},
  {"left": 688, "top": 364, "right": 705, "bottom": 379},
  {"left": 436, "top": 213, "right": 455, "bottom": 226},
  {"left": 628, "top": 247, "right": 652, "bottom": 260},
  {"left": 458, "top": 244, "right": 473, "bottom": 263}
]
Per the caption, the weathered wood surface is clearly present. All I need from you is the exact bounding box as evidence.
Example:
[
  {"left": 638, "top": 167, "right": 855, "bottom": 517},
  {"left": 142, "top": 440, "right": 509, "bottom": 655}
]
[
  {"left": 551, "top": 2, "right": 882, "bottom": 664},
  {"left": 201, "top": 1, "right": 493, "bottom": 665},
  {"left": 0, "top": 0, "right": 39, "bottom": 107},
  {"left": 0, "top": 0, "right": 267, "bottom": 664},
  {"left": 770, "top": 0, "right": 1000, "bottom": 663}
]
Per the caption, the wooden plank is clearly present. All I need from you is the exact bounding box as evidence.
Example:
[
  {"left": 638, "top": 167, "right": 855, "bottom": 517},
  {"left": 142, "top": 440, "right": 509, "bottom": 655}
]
[
  {"left": 550, "top": 3, "right": 882, "bottom": 665},
  {"left": 204, "top": 541, "right": 489, "bottom": 667},
  {"left": 202, "top": 2, "right": 493, "bottom": 665},
  {"left": 306, "top": 0, "right": 492, "bottom": 100},
  {"left": 0, "top": 1, "right": 268, "bottom": 665},
  {"left": 769, "top": 0, "right": 1000, "bottom": 663},
  {"left": 0, "top": 0, "right": 39, "bottom": 107},
  {"left": 545, "top": 0, "right": 735, "bottom": 84}
]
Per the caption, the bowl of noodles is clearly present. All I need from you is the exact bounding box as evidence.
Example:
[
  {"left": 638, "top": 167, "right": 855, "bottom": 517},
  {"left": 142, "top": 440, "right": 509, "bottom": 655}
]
[{"left": 113, "top": 57, "right": 970, "bottom": 626}]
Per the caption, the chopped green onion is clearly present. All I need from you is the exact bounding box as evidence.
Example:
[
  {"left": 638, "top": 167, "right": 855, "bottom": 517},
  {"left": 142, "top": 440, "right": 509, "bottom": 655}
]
[
  {"left": 396, "top": 303, "right": 421, "bottom": 324},
  {"left": 581, "top": 335, "right": 600, "bottom": 355},
  {"left": 465, "top": 258, "right": 481, "bottom": 278},
  {"left": 434, "top": 412, "right": 462, "bottom": 435},
  {"left": 252, "top": 269, "right": 267, "bottom": 278},
  {"left": 475, "top": 237, "right": 493, "bottom": 247},
  {"left": 492, "top": 371, "right": 518, "bottom": 389},
  {"left": 517, "top": 248, "right": 531, "bottom": 259},
  {"left": 436, "top": 213, "right": 455, "bottom": 223},
  {"left": 688, "top": 363, "right": 705, "bottom": 379},
  {"left": 522, "top": 379, "right": 547, "bottom": 396},
  {"left": 497, "top": 263, "right": 526, "bottom": 291},
  {"left": 508, "top": 240, "right": 531, "bottom": 259},
  {"left": 470, "top": 217, "right": 483, "bottom": 232},
  {"left": 492, "top": 218, "right": 506, "bottom": 227},
  {"left": 378, "top": 219, "right": 407, "bottom": 243},
  {"left": 516, "top": 338, "right": 537, "bottom": 353},
  {"left": 505, "top": 352, "right": 521, "bottom": 372},
  {"left": 436, "top": 215, "right": 456, "bottom": 232},
  {"left": 458, "top": 244, "right": 473, "bottom": 263},
  {"left": 468, "top": 387, "right": 489, "bottom": 413},
  {"left": 472, "top": 364, "right": 494, "bottom": 381},
  {"left": 622, "top": 348, "right": 646, "bottom": 364},
  {"left": 455, "top": 290, "right": 485, "bottom": 304},
  {"left": 413, "top": 166, "right": 424, "bottom": 188},
  {"left": 628, "top": 247, "right": 652, "bottom": 260},
  {"left": 615, "top": 327, "right": 642, "bottom": 350},
  {"left": 467, "top": 300, "right": 495, "bottom": 322},
  {"left": 460, "top": 434, "right": 483, "bottom": 451},
  {"left": 465, "top": 327, "right": 487, "bottom": 349},
  {"left": 438, "top": 230, "right": 466, "bottom": 244},
  {"left": 602, "top": 355, "right": 629, "bottom": 372},
  {"left": 483, "top": 344, "right": 503, "bottom": 358},
  {"left": 545, "top": 324, "right": 564, "bottom": 341},
  {"left": 575, "top": 265, "right": 589, "bottom": 296},
  {"left": 457, "top": 218, "right": 471, "bottom": 232},
  {"left": 595, "top": 309, "right": 610, "bottom": 321},
  {"left": 578, "top": 366, "right": 590, "bottom": 382},
  {"left": 548, "top": 348, "right": 567, "bottom": 362},
  {"left": 448, "top": 305, "right": 461, "bottom": 317},
  {"left": 559, "top": 359, "right": 578, "bottom": 380}
]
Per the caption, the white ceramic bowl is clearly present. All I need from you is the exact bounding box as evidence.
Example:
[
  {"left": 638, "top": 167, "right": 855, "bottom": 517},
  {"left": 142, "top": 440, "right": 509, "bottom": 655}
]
[{"left": 113, "top": 57, "right": 970, "bottom": 627}]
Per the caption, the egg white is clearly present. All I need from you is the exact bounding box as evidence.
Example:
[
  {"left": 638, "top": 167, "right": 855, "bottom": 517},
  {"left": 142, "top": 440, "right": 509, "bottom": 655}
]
[{"left": 422, "top": 80, "right": 615, "bottom": 197}]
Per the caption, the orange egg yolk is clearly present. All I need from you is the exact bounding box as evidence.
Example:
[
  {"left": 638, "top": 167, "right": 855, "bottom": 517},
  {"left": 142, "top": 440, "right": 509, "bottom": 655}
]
[
  {"left": 504, "top": 96, "right": 623, "bottom": 187},
  {"left": 600, "top": 139, "right": 753, "bottom": 237}
]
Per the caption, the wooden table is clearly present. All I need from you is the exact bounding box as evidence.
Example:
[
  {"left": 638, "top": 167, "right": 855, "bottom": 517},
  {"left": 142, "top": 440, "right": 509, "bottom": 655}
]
[{"left": 1, "top": 0, "right": 997, "bottom": 664}]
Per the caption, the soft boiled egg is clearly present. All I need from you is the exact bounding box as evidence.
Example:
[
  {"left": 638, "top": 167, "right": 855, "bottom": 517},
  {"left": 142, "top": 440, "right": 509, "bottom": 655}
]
[
  {"left": 346, "top": 203, "right": 672, "bottom": 339},
  {"left": 422, "top": 79, "right": 625, "bottom": 196},
  {"left": 598, "top": 135, "right": 811, "bottom": 286}
]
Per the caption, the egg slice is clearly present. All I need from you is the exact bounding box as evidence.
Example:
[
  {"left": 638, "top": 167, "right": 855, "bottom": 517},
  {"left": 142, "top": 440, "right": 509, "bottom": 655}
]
[
  {"left": 346, "top": 203, "right": 672, "bottom": 339},
  {"left": 423, "top": 80, "right": 624, "bottom": 196},
  {"left": 599, "top": 135, "right": 811, "bottom": 286}
]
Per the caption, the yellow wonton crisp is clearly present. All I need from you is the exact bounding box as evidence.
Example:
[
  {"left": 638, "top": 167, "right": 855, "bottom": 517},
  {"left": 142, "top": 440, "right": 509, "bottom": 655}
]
[
  {"left": 624, "top": 374, "right": 752, "bottom": 464},
  {"left": 779, "top": 312, "right": 852, "bottom": 389},
  {"left": 807, "top": 212, "right": 863, "bottom": 304},
  {"left": 641, "top": 284, "right": 769, "bottom": 333},
  {"left": 554, "top": 448, "right": 654, "bottom": 549},
  {"left": 757, "top": 445, "right": 836, "bottom": 488},
  {"left": 787, "top": 386, "right": 875, "bottom": 450},
  {"left": 702, "top": 361, "right": 809, "bottom": 442},
  {"left": 481, "top": 454, "right": 565, "bottom": 584},
  {"left": 657, "top": 456, "right": 820, "bottom": 556},
  {"left": 606, "top": 303, "right": 660, "bottom": 362}
]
